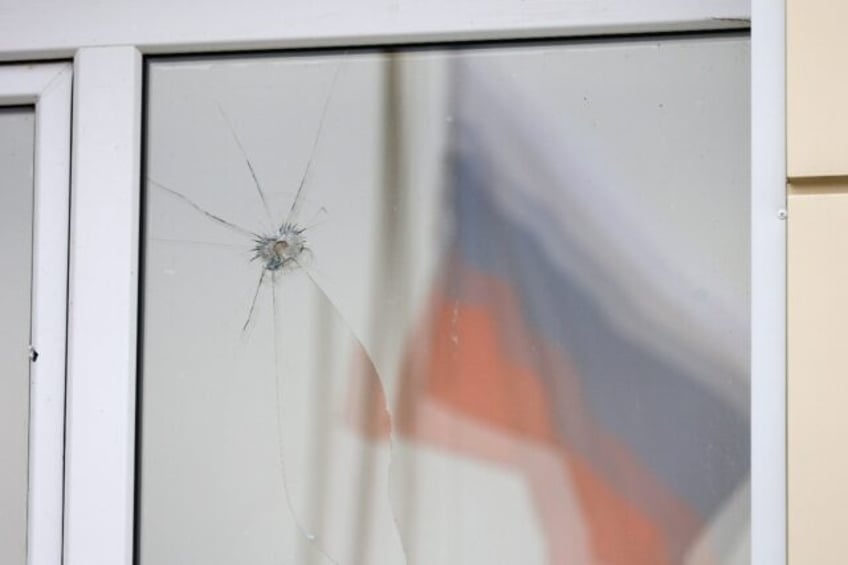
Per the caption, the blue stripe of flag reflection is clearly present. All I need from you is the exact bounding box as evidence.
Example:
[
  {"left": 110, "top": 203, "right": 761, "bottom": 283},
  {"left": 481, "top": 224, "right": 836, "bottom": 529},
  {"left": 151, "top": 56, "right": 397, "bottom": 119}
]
[{"left": 397, "top": 53, "right": 749, "bottom": 564}]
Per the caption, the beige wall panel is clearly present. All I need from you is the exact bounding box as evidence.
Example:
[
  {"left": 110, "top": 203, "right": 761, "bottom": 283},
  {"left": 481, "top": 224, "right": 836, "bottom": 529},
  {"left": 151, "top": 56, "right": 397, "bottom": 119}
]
[
  {"left": 787, "top": 1, "right": 848, "bottom": 177},
  {"left": 788, "top": 184, "right": 848, "bottom": 564}
]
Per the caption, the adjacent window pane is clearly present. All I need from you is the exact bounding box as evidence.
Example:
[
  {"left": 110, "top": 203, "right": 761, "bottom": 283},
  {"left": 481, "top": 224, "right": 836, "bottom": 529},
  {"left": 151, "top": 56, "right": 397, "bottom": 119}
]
[
  {"left": 0, "top": 106, "right": 35, "bottom": 565},
  {"left": 141, "top": 36, "right": 750, "bottom": 565}
]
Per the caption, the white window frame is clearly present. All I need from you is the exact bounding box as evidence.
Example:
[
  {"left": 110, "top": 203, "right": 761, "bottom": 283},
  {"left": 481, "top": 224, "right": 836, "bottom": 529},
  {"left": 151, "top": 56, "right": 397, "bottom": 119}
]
[
  {"left": 0, "top": 2, "right": 785, "bottom": 564},
  {"left": 0, "top": 63, "right": 72, "bottom": 565},
  {"left": 750, "top": 2, "right": 786, "bottom": 563}
]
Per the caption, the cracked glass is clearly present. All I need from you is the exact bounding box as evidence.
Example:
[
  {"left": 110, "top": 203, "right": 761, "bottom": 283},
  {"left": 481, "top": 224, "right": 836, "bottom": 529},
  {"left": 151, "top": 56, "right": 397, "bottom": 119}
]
[{"left": 140, "top": 36, "right": 751, "bottom": 565}]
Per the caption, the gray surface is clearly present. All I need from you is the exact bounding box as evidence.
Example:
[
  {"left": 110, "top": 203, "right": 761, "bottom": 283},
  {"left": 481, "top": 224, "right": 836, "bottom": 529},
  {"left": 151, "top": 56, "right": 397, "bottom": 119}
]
[
  {"left": 142, "top": 36, "right": 750, "bottom": 565},
  {"left": 0, "top": 106, "right": 35, "bottom": 565}
]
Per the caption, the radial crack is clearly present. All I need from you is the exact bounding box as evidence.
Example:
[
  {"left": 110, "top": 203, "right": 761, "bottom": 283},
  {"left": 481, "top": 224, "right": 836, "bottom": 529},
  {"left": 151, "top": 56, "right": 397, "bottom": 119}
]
[
  {"left": 215, "top": 102, "right": 276, "bottom": 227},
  {"left": 297, "top": 263, "right": 410, "bottom": 565},
  {"left": 149, "top": 178, "right": 258, "bottom": 239},
  {"left": 271, "top": 280, "right": 343, "bottom": 565}
]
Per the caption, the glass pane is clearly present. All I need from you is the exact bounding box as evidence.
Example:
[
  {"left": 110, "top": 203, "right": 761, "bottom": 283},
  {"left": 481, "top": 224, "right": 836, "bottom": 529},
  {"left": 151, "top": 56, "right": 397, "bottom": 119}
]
[
  {"left": 0, "top": 106, "right": 35, "bottom": 565},
  {"left": 141, "top": 36, "right": 750, "bottom": 565}
]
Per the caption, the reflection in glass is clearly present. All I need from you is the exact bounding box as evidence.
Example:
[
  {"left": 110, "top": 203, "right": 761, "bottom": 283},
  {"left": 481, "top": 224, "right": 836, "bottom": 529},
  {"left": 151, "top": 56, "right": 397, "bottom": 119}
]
[
  {"left": 141, "top": 37, "right": 750, "bottom": 565},
  {"left": 0, "top": 107, "right": 35, "bottom": 565}
]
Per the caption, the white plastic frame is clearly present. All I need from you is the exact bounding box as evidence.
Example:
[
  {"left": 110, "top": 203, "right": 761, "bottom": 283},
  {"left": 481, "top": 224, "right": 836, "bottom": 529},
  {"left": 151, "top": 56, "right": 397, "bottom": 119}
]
[
  {"left": 0, "top": 63, "right": 72, "bottom": 565},
  {"left": 0, "top": 0, "right": 749, "bottom": 61},
  {"left": 0, "top": 2, "right": 784, "bottom": 564},
  {"left": 751, "top": 0, "right": 786, "bottom": 562},
  {"left": 64, "top": 47, "right": 142, "bottom": 565}
]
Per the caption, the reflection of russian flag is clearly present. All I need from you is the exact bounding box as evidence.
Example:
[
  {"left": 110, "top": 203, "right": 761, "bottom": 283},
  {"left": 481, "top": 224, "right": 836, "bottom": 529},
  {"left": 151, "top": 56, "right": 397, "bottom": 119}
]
[{"left": 395, "top": 58, "right": 749, "bottom": 564}]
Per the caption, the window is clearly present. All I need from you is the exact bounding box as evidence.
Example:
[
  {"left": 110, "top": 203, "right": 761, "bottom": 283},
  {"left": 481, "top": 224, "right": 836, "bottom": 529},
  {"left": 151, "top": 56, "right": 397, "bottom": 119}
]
[
  {"left": 0, "top": 2, "right": 787, "bottom": 564},
  {"left": 140, "top": 36, "right": 751, "bottom": 564},
  {"left": 0, "top": 63, "right": 71, "bottom": 565}
]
